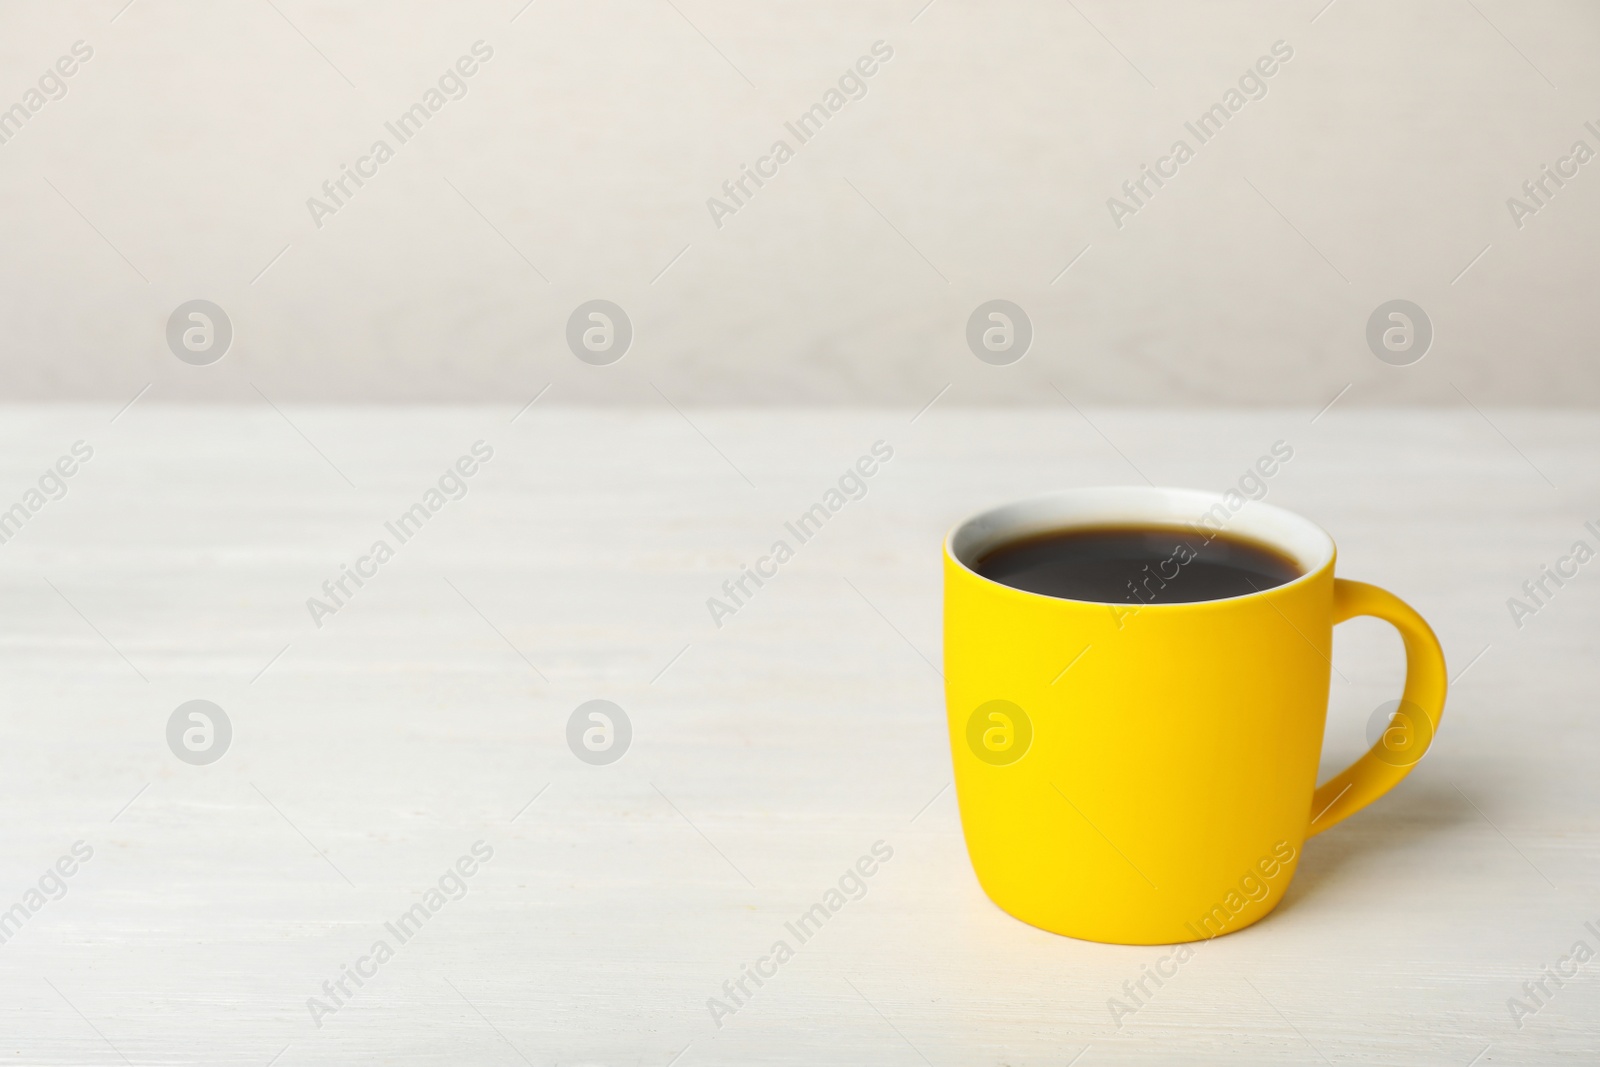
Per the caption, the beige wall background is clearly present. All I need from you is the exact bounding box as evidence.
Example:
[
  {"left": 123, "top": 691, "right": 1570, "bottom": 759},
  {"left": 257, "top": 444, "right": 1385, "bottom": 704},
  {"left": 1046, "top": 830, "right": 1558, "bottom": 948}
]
[{"left": 0, "top": 0, "right": 1595, "bottom": 405}]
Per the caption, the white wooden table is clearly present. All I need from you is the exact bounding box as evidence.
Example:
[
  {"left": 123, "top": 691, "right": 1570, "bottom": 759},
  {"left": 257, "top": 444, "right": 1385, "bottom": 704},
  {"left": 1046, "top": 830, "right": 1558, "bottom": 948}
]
[{"left": 0, "top": 403, "right": 1594, "bottom": 1065}]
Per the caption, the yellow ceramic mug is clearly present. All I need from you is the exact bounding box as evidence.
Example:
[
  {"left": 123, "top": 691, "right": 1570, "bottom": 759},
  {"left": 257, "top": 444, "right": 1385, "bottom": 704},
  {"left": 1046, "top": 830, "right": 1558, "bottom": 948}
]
[{"left": 943, "top": 487, "right": 1446, "bottom": 945}]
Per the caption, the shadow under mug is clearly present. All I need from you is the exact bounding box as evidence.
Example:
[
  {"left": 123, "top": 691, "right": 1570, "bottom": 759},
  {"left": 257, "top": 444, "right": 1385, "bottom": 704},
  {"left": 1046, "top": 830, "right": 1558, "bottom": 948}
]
[{"left": 942, "top": 487, "right": 1447, "bottom": 945}]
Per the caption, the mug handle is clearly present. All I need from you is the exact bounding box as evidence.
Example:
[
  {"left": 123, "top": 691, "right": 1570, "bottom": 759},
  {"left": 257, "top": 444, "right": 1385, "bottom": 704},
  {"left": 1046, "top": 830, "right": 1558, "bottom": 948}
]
[{"left": 1307, "top": 579, "right": 1448, "bottom": 836}]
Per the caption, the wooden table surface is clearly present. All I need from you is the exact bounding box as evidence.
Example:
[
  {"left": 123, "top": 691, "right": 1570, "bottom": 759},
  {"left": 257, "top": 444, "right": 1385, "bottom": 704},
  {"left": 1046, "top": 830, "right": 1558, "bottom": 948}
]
[{"left": 0, "top": 403, "right": 1594, "bottom": 1065}]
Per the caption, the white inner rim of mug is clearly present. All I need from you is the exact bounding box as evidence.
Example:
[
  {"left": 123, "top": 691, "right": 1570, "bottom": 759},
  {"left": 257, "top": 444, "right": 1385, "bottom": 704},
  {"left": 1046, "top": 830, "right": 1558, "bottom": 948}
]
[{"left": 946, "top": 486, "right": 1336, "bottom": 605}]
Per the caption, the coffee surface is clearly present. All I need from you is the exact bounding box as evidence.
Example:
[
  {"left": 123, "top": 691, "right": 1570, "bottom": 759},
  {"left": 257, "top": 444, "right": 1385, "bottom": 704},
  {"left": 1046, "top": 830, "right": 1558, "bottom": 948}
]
[{"left": 973, "top": 525, "right": 1301, "bottom": 604}]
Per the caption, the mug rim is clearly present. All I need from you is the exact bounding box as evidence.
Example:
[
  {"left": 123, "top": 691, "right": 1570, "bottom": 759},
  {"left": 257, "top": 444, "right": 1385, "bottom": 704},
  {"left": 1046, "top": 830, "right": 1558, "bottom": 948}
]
[{"left": 944, "top": 486, "right": 1336, "bottom": 609}]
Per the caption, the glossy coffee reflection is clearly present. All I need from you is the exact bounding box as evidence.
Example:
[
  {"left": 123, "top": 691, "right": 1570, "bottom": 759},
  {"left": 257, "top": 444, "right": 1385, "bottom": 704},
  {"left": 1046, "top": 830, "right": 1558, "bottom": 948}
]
[{"left": 973, "top": 525, "right": 1302, "bottom": 605}]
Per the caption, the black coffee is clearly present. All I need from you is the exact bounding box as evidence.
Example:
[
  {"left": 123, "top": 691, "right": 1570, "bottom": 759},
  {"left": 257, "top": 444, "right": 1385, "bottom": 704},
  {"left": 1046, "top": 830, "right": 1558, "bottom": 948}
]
[{"left": 973, "top": 525, "right": 1301, "bottom": 605}]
